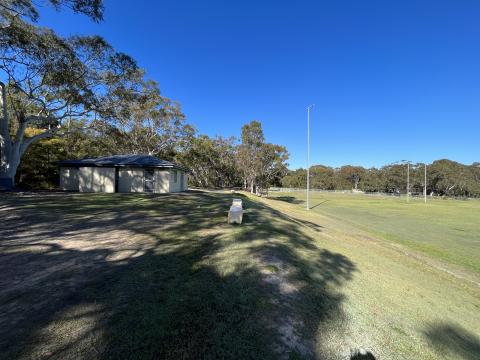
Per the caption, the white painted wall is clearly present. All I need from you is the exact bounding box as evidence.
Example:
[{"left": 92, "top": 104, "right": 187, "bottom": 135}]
[
  {"left": 62, "top": 166, "right": 185, "bottom": 193},
  {"left": 59, "top": 167, "right": 79, "bottom": 191},
  {"left": 168, "top": 169, "right": 179, "bottom": 192},
  {"left": 78, "top": 167, "right": 115, "bottom": 193},
  {"left": 155, "top": 170, "right": 170, "bottom": 193},
  {"left": 182, "top": 173, "right": 188, "bottom": 191},
  {"left": 118, "top": 168, "right": 144, "bottom": 192},
  {"left": 167, "top": 169, "right": 188, "bottom": 192}
]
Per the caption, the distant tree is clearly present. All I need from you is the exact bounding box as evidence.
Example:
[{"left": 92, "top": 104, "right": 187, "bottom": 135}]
[
  {"left": 310, "top": 165, "right": 336, "bottom": 190},
  {"left": 339, "top": 165, "right": 365, "bottom": 190},
  {"left": 380, "top": 164, "right": 406, "bottom": 193},
  {"left": 281, "top": 168, "right": 306, "bottom": 188},
  {"left": 429, "top": 159, "right": 473, "bottom": 197},
  {"left": 255, "top": 143, "right": 289, "bottom": 194},
  {"left": 237, "top": 120, "right": 265, "bottom": 193},
  {"left": 177, "top": 134, "right": 240, "bottom": 188},
  {"left": 236, "top": 120, "right": 289, "bottom": 194},
  {"left": 360, "top": 168, "right": 383, "bottom": 192},
  {"left": 280, "top": 160, "right": 480, "bottom": 198}
]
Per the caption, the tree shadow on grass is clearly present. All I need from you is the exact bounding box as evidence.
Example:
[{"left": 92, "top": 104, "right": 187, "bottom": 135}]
[
  {"left": 423, "top": 322, "right": 480, "bottom": 360},
  {"left": 0, "top": 190, "right": 356, "bottom": 359},
  {"left": 269, "top": 195, "right": 304, "bottom": 205}
]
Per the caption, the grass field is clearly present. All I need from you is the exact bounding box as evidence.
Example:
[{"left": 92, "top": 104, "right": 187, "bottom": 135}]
[
  {"left": 269, "top": 191, "right": 480, "bottom": 277},
  {"left": 1, "top": 190, "right": 479, "bottom": 359}
]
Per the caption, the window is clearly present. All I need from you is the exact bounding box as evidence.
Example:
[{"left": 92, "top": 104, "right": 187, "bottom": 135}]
[{"left": 174, "top": 170, "right": 178, "bottom": 183}]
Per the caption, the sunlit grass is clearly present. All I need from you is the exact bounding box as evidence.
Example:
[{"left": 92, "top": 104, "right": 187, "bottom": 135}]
[{"left": 269, "top": 191, "right": 480, "bottom": 274}]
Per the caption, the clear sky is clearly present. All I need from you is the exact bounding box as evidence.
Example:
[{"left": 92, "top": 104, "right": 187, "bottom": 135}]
[{"left": 39, "top": 0, "right": 480, "bottom": 169}]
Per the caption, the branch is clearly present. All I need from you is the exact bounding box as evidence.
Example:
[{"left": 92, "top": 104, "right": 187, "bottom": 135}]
[
  {"left": 20, "top": 129, "right": 53, "bottom": 155},
  {"left": 16, "top": 120, "right": 92, "bottom": 157}
]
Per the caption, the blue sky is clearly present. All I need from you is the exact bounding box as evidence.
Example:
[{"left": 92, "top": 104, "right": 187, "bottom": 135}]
[{"left": 39, "top": 0, "right": 480, "bottom": 169}]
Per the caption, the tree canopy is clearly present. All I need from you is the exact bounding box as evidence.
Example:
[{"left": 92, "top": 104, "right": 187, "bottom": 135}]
[{"left": 0, "top": 0, "right": 185, "bottom": 187}]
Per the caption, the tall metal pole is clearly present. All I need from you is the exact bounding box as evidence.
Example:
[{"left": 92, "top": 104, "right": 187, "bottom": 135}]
[
  {"left": 424, "top": 163, "right": 427, "bottom": 203},
  {"left": 407, "top": 162, "right": 410, "bottom": 203},
  {"left": 306, "top": 105, "right": 312, "bottom": 210}
]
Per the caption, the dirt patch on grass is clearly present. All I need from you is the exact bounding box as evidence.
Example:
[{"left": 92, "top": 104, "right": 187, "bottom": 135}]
[
  {"left": 0, "top": 194, "right": 183, "bottom": 358},
  {"left": 257, "top": 253, "right": 315, "bottom": 359}
]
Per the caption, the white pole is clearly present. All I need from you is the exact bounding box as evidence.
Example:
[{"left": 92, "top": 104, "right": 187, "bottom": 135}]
[
  {"left": 306, "top": 105, "right": 311, "bottom": 210},
  {"left": 424, "top": 163, "right": 427, "bottom": 203},
  {"left": 407, "top": 162, "right": 410, "bottom": 203}
]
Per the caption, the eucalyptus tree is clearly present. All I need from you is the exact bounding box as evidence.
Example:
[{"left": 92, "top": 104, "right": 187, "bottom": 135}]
[
  {"left": 255, "top": 143, "right": 289, "bottom": 194},
  {"left": 237, "top": 120, "right": 265, "bottom": 193},
  {"left": 106, "top": 80, "right": 192, "bottom": 159},
  {"left": 236, "top": 121, "right": 289, "bottom": 194},
  {"left": 0, "top": 0, "right": 148, "bottom": 187},
  {"left": 178, "top": 134, "right": 240, "bottom": 188}
]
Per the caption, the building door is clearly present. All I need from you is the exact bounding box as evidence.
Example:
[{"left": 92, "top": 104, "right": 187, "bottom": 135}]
[{"left": 144, "top": 169, "right": 155, "bottom": 193}]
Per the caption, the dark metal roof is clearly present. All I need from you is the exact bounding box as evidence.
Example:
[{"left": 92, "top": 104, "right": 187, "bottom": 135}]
[{"left": 59, "top": 155, "right": 189, "bottom": 172}]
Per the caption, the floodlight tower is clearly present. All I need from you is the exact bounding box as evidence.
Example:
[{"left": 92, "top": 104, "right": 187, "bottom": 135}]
[
  {"left": 397, "top": 160, "right": 412, "bottom": 202},
  {"left": 424, "top": 163, "right": 427, "bottom": 203},
  {"left": 306, "top": 105, "right": 314, "bottom": 210}
]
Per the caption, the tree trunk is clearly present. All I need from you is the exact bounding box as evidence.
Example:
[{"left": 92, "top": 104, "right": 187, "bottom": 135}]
[
  {"left": 0, "top": 82, "right": 54, "bottom": 189},
  {"left": 250, "top": 180, "right": 254, "bottom": 194},
  {"left": 0, "top": 81, "right": 14, "bottom": 188},
  {"left": 0, "top": 148, "right": 20, "bottom": 188}
]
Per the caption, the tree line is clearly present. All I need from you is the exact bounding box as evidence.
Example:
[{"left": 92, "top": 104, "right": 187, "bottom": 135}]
[
  {"left": 281, "top": 161, "right": 480, "bottom": 197},
  {"left": 16, "top": 118, "right": 289, "bottom": 193}
]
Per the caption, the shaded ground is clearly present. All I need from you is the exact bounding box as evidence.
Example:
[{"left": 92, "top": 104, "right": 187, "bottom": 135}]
[
  {"left": 1, "top": 190, "right": 479, "bottom": 359},
  {"left": 1, "top": 191, "right": 355, "bottom": 359}
]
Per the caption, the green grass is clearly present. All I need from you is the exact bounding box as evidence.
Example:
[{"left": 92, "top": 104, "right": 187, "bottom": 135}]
[
  {"left": 270, "top": 191, "right": 480, "bottom": 275},
  {"left": 1, "top": 191, "right": 479, "bottom": 359}
]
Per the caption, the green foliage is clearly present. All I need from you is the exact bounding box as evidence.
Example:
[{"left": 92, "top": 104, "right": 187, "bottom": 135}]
[
  {"left": 0, "top": 0, "right": 104, "bottom": 24},
  {"left": 176, "top": 135, "right": 241, "bottom": 188},
  {"left": 281, "top": 160, "right": 480, "bottom": 197},
  {"left": 237, "top": 120, "right": 289, "bottom": 193},
  {"left": 15, "top": 121, "right": 104, "bottom": 188},
  {"left": 0, "top": 0, "right": 196, "bottom": 188}
]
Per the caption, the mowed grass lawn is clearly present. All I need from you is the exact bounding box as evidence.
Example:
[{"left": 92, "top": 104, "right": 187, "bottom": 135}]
[
  {"left": 1, "top": 191, "right": 479, "bottom": 359},
  {"left": 269, "top": 191, "right": 480, "bottom": 277}
]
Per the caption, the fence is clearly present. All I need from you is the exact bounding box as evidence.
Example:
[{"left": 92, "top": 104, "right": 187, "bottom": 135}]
[{"left": 268, "top": 187, "right": 479, "bottom": 201}]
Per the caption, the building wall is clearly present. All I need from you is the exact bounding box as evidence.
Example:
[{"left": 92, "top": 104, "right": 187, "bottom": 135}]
[
  {"left": 155, "top": 170, "right": 170, "bottom": 193},
  {"left": 118, "top": 168, "right": 144, "bottom": 192},
  {"left": 168, "top": 169, "right": 188, "bottom": 192},
  {"left": 182, "top": 173, "right": 188, "bottom": 191},
  {"left": 78, "top": 167, "right": 115, "bottom": 193},
  {"left": 169, "top": 169, "right": 179, "bottom": 192},
  {"left": 61, "top": 166, "right": 186, "bottom": 193},
  {"left": 59, "top": 167, "right": 79, "bottom": 191}
]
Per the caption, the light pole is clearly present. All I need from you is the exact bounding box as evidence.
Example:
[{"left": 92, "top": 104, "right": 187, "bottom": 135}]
[
  {"left": 407, "top": 162, "right": 410, "bottom": 202},
  {"left": 306, "top": 105, "right": 314, "bottom": 210},
  {"left": 424, "top": 163, "right": 427, "bottom": 203},
  {"left": 397, "top": 160, "right": 411, "bottom": 202}
]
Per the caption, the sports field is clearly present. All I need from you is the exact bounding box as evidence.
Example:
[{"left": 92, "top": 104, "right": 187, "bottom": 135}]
[
  {"left": 1, "top": 190, "right": 479, "bottom": 359},
  {"left": 269, "top": 191, "right": 480, "bottom": 277}
]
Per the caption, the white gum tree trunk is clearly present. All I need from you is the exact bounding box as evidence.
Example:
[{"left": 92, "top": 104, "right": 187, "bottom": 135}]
[{"left": 0, "top": 82, "right": 53, "bottom": 188}]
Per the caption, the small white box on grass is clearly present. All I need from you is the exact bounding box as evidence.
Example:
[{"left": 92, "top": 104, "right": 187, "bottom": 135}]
[{"left": 228, "top": 199, "right": 243, "bottom": 224}]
